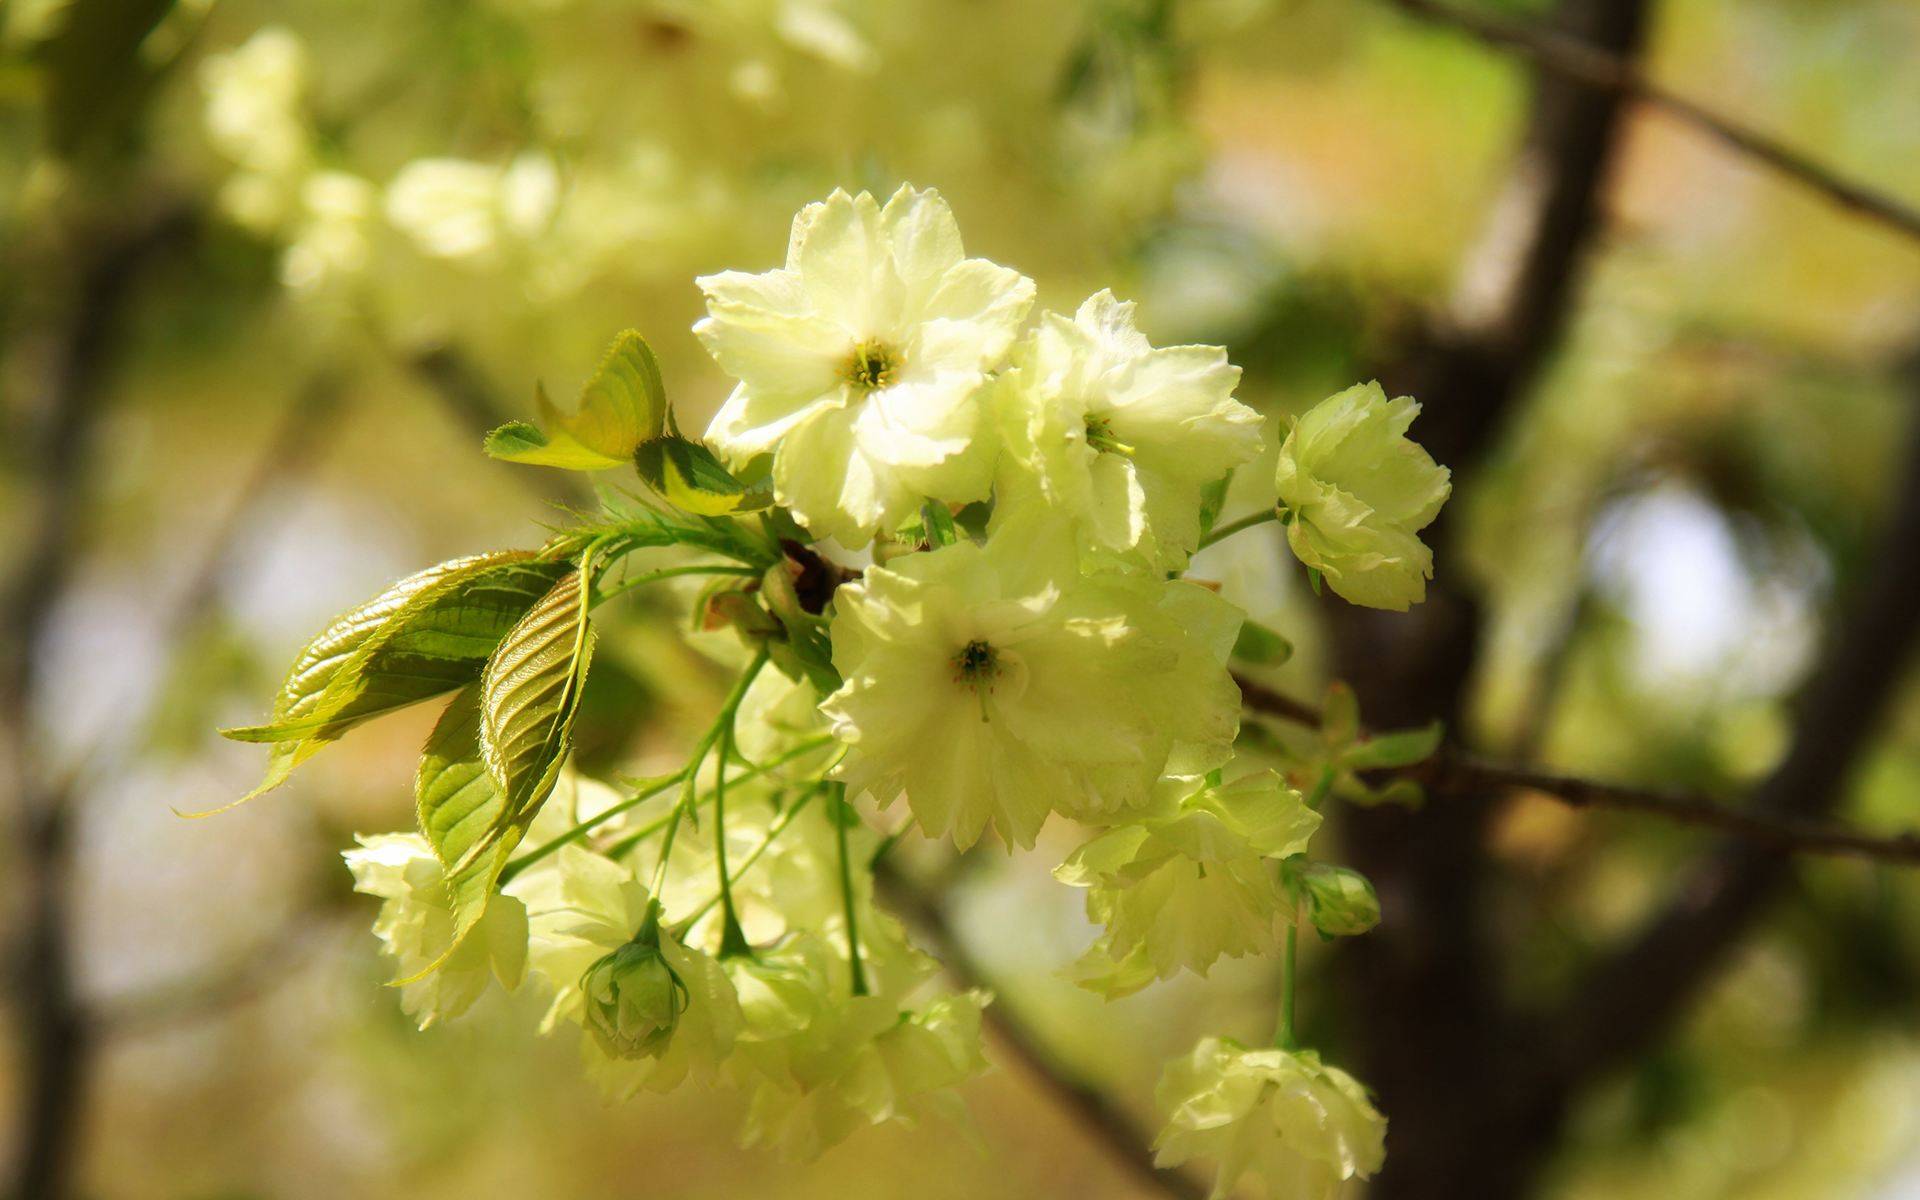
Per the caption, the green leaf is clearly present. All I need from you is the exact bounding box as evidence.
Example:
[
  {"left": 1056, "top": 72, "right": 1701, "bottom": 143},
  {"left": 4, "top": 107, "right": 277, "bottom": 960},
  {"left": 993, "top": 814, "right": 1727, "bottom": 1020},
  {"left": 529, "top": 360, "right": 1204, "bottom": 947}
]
[
  {"left": 1341, "top": 721, "right": 1444, "bottom": 771},
  {"left": 485, "top": 330, "right": 666, "bottom": 471},
  {"left": 469, "top": 568, "right": 595, "bottom": 867},
  {"left": 634, "top": 434, "right": 769, "bottom": 515},
  {"left": 205, "top": 552, "right": 567, "bottom": 814},
  {"left": 417, "top": 684, "right": 503, "bottom": 871},
  {"left": 1231, "top": 620, "right": 1293, "bottom": 666},
  {"left": 1338, "top": 777, "right": 1426, "bottom": 810},
  {"left": 394, "top": 683, "right": 531, "bottom": 985},
  {"left": 1300, "top": 863, "right": 1381, "bottom": 938}
]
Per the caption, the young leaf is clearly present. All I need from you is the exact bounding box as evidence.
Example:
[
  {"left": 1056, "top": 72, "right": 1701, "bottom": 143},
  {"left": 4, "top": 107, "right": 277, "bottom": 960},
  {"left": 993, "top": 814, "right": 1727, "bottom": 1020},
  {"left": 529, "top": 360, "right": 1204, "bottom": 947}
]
[
  {"left": 417, "top": 683, "right": 504, "bottom": 872},
  {"left": 485, "top": 330, "right": 667, "bottom": 470},
  {"left": 1321, "top": 681, "right": 1360, "bottom": 748},
  {"left": 1342, "top": 722, "right": 1444, "bottom": 771},
  {"left": 471, "top": 569, "right": 595, "bottom": 865},
  {"left": 206, "top": 552, "right": 569, "bottom": 813},
  {"left": 386, "top": 682, "right": 538, "bottom": 986},
  {"left": 633, "top": 434, "right": 769, "bottom": 515}
]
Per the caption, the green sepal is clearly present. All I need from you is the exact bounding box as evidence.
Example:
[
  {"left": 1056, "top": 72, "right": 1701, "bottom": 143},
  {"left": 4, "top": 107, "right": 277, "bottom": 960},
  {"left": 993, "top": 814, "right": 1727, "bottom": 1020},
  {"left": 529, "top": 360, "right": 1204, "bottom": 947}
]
[
  {"left": 760, "top": 562, "right": 842, "bottom": 696},
  {"left": 1197, "top": 470, "right": 1234, "bottom": 537},
  {"left": 1232, "top": 620, "right": 1293, "bottom": 666},
  {"left": 921, "top": 500, "right": 959, "bottom": 548}
]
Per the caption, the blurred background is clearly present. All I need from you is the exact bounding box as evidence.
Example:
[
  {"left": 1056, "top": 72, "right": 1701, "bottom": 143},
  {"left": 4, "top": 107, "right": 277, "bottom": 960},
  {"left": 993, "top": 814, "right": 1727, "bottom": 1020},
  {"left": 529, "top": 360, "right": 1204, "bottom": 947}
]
[{"left": 3, "top": 0, "right": 1919, "bottom": 1197}]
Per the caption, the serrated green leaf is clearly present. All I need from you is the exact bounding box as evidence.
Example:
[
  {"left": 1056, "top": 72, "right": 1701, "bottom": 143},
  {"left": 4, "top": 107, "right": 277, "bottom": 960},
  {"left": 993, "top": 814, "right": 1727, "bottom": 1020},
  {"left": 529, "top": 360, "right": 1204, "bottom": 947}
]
[
  {"left": 1231, "top": 620, "right": 1293, "bottom": 665},
  {"left": 634, "top": 434, "right": 769, "bottom": 515},
  {"left": 206, "top": 552, "right": 567, "bottom": 814},
  {"left": 417, "top": 684, "right": 503, "bottom": 871},
  {"left": 390, "top": 682, "right": 535, "bottom": 986},
  {"left": 485, "top": 330, "right": 667, "bottom": 471},
  {"left": 1341, "top": 721, "right": 1444, "bottom": 771},
  {"left": 483, "top": 419, "right": 624, "bottom": 471},
  {"left": 1300, "top": 863, "right": 1381, "bottom": 938},
  {"left": 469, "top": 569, "right": 595, "bottom": 867}
]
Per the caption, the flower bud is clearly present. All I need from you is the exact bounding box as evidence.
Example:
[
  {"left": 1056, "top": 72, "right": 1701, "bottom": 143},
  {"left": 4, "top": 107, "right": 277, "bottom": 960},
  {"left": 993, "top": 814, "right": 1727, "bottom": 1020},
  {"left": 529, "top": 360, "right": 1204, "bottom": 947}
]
[
  {"left": 581, "top": 938, "right": 685, "bottom": 1060},
  {"left": 1300, "top": 863, "right": 1381, "bottom": 938}
]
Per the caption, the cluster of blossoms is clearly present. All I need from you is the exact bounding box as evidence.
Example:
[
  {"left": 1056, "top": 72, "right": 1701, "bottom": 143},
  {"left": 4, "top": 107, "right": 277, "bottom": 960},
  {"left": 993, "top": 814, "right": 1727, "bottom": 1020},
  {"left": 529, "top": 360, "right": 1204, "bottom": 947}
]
[
  {"left": 189, "top": 0, "right": 1219, "bottom": 326},
  {"left": 225, "top": 185, "right": 1447, "bottom": 1194}
]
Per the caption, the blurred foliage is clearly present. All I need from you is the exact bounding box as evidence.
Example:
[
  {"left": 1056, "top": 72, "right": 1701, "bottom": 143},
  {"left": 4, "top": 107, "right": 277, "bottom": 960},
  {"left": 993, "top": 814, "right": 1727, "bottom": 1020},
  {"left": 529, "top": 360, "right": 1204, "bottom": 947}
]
[{"left": 3, "top": 0, "right": 1920, "bottom": 1196}]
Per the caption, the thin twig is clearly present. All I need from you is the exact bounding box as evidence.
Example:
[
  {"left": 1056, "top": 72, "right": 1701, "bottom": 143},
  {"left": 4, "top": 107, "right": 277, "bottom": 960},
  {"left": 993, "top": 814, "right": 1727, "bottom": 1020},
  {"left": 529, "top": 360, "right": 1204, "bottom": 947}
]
[
  {"left": 1421, "top": 755, "right": 1920, "bottom": 866},
  {"left": 1235, "top": 673, "right": 1920, "bottom": 867},
  {"left": 1383, "top": 0, "right": 1920, "bottom": 244},
  {"left": 874, "top": 864, "right": 1208, "bottom": 1200}
]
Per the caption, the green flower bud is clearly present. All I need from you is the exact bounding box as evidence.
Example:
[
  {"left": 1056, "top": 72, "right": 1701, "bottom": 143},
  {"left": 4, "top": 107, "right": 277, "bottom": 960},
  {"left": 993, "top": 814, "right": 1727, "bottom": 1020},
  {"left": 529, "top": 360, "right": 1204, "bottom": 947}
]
[
  {"left": 1300, "top": 863, "right": 1381, "bottom": 938},
  {"left": 581, "top": 937, "right": 686, "bottom": 1060},
  {"left": 1274, "top": 381, "right": 1450, "bottom": 611}
]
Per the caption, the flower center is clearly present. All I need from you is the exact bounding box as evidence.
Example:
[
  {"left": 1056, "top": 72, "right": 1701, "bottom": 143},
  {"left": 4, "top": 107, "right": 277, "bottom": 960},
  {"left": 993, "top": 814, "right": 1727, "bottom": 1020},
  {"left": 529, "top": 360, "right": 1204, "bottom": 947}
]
[
  {"left": 843, "top": 340, "right": 900, "bottom": 392},
  {"left": 953, "top": 639, "right": 998, "bottom": 683},
  {"left": 1083, "top": 413, "right": 1135, "bottom": 457},
  {"left": 951, "top": 638, "right": 1001, "bottom": 722}
]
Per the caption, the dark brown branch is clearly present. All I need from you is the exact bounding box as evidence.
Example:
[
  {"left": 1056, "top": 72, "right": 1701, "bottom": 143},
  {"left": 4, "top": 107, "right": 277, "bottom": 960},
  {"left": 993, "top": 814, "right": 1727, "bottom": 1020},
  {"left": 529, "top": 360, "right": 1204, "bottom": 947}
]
[
  {"left": 1544, "top": 366, "right": 1920, "bottom": 1092},
  {"left": 874, "top": 864, "right": 1208, "bottom": 1200},
  {"left": 1421, "top": 755, "right": 1920, "bottom": 866},
  {"left": 1329, "top": 3, "right": 1652, "bottom": 1193},
  {"left": 1383, "top": 0, "right": 1920, "bottom": 244},
  {"left": 1237, "top": 674, "right": 1920, "bottom": 867},
  {"left": 2, "top": 205, "right": 195, "bottom": 1200}
]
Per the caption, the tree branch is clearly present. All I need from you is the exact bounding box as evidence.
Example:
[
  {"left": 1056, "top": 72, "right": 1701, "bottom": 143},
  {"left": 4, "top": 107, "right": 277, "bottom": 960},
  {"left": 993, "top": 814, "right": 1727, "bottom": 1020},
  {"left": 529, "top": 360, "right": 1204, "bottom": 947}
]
[
  {"left": 1239, "top": 674, "right": 1920, "bottom": 866},
  {"left": 1542, "top": 365, "right": 1920, "bottom": 1092},
  {"left": 1325, "top": 2, "right": 1653, "bottom": 1193},
  {"left": 874, "top": 864, "right": 1207, "bottom": 1200},
  {"left": 1381, "top": 0, "right": 1920, "bottom": 245}
]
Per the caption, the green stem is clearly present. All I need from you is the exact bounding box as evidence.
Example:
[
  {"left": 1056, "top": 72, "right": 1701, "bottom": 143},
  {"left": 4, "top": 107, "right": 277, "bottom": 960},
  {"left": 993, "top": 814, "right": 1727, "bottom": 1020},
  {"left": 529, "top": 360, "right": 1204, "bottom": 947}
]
[
  {"left": 712, "top": 713, "right": 750, "bottom": 956},
  {"left": 1277, "top": 897, "right": 1300, "bottom": 1050},
  {"left": 646, "top": 649, "right": 771, "bottom": 910},
  {"left": 677, "top": 786, "right": 822, "bottom": 931},
  {"left": 592, "top": 562, "right": 759, "bottom": 607},
  {"left": 832, "top": 783, "right": 870, "bottom": 997},
  {"left": 1198, "top": 507, "right": 1281, "bottom": 550},
  {"left": 497, "top": 735, "right": 832, "bottom": 884}
]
